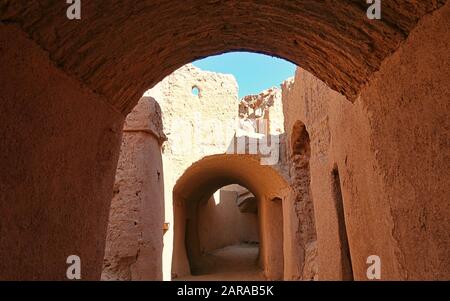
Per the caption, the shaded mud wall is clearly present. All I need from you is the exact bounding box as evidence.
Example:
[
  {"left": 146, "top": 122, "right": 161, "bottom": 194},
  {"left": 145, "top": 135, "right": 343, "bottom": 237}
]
[
  {"left": 258, "top": 197, "right": 284, "bottom": 280},
  {"left": 282, "top": 2, "right": 450, "bottom": 280},
  {"left": 198, "top": 187, "right": 259, "bottom": 253},
  {"left": 181, "top": 187, "right": 282, "bottom": 279},
  {"left": 180, "top": 188, "right": 259, "bottom": 276},
  {"left": 102, "top": 97, "right": 166, "bottom": 280},
  {"left": 0, "top": 24, "right": 124, "bottom": 280}
]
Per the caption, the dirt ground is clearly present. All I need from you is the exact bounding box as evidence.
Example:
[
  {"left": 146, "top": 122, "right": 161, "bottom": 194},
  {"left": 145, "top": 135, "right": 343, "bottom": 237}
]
[{"left": 177, "top": 243, "right": 265, "bottom": 281}]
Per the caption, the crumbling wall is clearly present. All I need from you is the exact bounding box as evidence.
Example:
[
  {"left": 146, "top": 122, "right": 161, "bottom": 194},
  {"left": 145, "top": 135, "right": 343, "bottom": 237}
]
[
  {"left": 239, "top": 87, "right": 284, "bottom": 136},
  {"left": 102, "top": 97, "right": 166, "bottom": 280},
  {"left": 239, "top": 85, "right": 316, "bottom": 281},
  {"left": 237, "top": 87, "right": 290, "bottom": 184},
  {"left": 282, "top": 1, "right": 450, "bottom": 280},
  {"left": 281, "top": 112, "right": 318, "bottom": 280}
]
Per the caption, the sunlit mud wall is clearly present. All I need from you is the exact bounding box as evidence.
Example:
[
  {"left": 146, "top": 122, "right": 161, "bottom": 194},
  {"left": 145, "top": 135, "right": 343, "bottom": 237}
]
[{"left": 145, "top": 64, "right": 239, "bottom": 279}]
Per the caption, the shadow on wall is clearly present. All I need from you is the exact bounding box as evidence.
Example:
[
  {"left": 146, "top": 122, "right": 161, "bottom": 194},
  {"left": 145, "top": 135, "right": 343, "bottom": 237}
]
[{"left": 331, "top": 166, "right": 354, "bottom": 280}]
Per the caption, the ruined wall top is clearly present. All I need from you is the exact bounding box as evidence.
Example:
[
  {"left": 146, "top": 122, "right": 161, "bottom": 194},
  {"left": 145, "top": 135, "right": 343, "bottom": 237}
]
[
  {"left": 238, "top": 87, "right": 285, "bottom": 137},
  {"left": 145, "top": 64, "right": 239, "bottom": 159}
]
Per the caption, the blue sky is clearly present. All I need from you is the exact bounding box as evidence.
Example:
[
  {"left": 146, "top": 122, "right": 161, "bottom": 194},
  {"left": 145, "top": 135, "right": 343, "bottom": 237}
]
[{"left": 193, "top": 52, "right": 296, "bottom": 98}]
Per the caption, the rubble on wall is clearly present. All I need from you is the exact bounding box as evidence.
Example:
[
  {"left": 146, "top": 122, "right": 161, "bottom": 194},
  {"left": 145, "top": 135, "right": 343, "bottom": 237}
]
[{"left": 238, "top": 87, "right": 284, "bottom": 136}]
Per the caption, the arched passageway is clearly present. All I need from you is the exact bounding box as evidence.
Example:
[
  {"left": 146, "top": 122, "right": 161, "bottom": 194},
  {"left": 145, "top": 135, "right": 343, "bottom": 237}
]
[
  {"left": 0, "top": 1, "right": 449, "bottom": 280},
  {"left": 171, "top": 154, "right": 290, "bottom": 280},
  {"left": 179, "top": 184, "right": 262, "bottom": 281}
]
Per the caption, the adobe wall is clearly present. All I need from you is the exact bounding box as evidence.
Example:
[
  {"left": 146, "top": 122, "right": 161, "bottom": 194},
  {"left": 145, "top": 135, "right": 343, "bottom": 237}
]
[
  {"left": 239, "top": 88, "right": 285, "bottom": 136},
  {"left": 102, "top": 97, "right": 166, "bottom": 280},
  {"left": 198, "top": 186, "right": 259, "bottom": 253},
  {"left": 0, "top": 24, "right": 124, "bottom": 280},
  {"left": 282, "top": 2, "right": 450, "bottom": 280}
]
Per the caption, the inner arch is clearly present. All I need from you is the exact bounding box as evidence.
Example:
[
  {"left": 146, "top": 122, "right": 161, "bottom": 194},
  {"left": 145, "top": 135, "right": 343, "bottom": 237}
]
[{"left": 171, "top": 154, "right": 290, "bottom": 280}]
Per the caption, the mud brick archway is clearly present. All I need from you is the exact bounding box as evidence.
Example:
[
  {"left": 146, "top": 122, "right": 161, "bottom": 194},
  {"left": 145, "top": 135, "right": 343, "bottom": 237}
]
[
  {"left": 0, "top": 1, "right": 449, "bottom": 280},
  {"left": 1, "top": 1, "right": 446, "bottom": 113},
  {"left": 171, "top": 154, "right": 290, "bottom": 280}
]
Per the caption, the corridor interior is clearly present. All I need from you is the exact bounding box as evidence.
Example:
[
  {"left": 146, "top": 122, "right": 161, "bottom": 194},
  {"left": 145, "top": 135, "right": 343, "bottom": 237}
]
[
  {"left": 178, "top": 185, "right": 264, "bottom": 281},
  {"left": 0, "top": 1, "right": 448, "bottom": 281}
]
